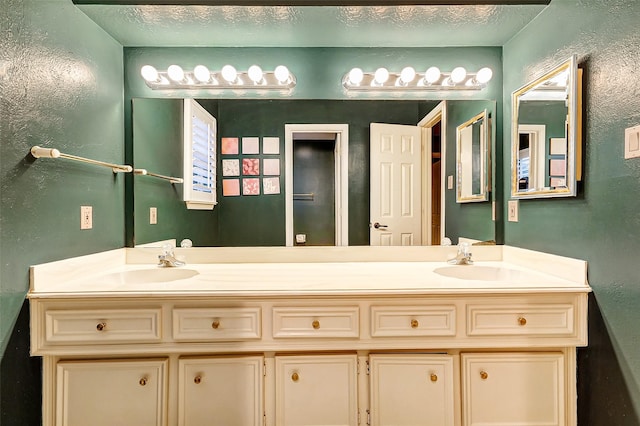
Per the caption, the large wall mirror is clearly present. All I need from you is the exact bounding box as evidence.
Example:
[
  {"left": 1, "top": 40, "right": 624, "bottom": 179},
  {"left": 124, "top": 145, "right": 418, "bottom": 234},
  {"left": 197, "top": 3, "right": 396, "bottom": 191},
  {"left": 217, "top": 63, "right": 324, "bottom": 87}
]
[
  {"left": 130, "top": 98, "right": 497, "bottom": 247},
  {"left": 456, "top": 109, "right": 489, "bottom": 203},
  {"left": 511, "top": 55, "right": 582, "bottom": 199}
]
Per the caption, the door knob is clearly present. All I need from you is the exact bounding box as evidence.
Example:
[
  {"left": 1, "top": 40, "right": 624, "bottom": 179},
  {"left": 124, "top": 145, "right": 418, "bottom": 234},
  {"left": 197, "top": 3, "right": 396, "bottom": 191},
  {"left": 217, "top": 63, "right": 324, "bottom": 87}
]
[{"left": 372, "top": 222, "right": 388, "bottom": 229}]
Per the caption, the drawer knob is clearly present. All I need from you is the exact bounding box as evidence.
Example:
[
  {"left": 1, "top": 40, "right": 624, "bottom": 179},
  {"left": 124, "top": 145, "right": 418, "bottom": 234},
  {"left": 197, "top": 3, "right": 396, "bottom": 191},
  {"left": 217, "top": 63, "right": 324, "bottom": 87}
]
[
  {"left": 410, "top": 319, "right": 419, "bottom": 328},
  {"left": 139, "top": 377, "right": 147, "bottom": 386},
  {"left": 480, "top": 370, "right": 488, "bottom": 380},
  {"left": 430, "top": 373, "right": 438, "bottom": 382},
  {"left": 211, "top": 320, "right": 220, "bottom": 329},
  {"left": 312, "top": 320, "right": 320, "bottom": 330},
  {"left": 96, "top": 322, "right": 107, "bottom": 331},
  {"left": 518, "top": 317, "right": 527, "bottom": 326},
  {"left": 291, "top": 372, "right": 299, "bottom": 382},
  {"left": 194, "top": 376, "right": 202, "bottom": 384}
]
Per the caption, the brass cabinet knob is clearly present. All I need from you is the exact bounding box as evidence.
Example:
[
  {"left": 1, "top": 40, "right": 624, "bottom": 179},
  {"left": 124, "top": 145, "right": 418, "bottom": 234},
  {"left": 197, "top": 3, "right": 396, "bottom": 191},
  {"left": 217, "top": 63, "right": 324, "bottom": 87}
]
[
  {"left": 96, "top": 322, "right": 107, "bottom": 331},
  {"left": 518, "top": 317, "right": 527, "bottom": 326},
  {"left": 211, "top": 320, "right": 220, "bottom": 329},
  {"left": 194, "top": 376, "right": 202, "bottom": 384},
  {"left": 480, "top": 370, "right": 488, "bottom": 380},
  {"left": 430, "top": 373, "right": 438, "bottom": 382},
  {"left": 291, "top": 372, "right": 299, "bottom": 382},
  {"left": 410, "top": 319, "right": 419, "bottom": 328},
  {"left": 312, "top": 320, "right": 320, "bottom": 330},
  {"left": 139, "top": 377, "right": 147, "bottom": 386}
]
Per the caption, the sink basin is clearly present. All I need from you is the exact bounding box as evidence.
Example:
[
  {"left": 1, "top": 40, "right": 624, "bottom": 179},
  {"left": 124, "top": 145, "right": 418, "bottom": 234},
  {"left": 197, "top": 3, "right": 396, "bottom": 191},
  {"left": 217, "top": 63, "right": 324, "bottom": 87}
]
[
  {"left": 97, "top": 268, "right": 200, "bottom": 284},
  {"left": 433, "top": 265, "right": 536, "bottom": 282}
]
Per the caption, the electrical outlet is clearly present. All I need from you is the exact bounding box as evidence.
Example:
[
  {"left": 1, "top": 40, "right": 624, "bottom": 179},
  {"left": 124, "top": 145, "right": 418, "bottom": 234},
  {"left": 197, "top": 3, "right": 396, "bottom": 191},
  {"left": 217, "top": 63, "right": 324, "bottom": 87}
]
[
  {"left": 150, "top": 207, "right": 158, "bottom": 225},
  {"left": 295, "top": 234, "right": 306, "bottom": 244},
  {"left": 80, "top": 206, "right": 92, "bottom": 230},
  {"left": 508, "top": 200, "right": 519, "bottom": 222},
  {"left": 625, "top": 125, "right": 640, "bottom": 159}
]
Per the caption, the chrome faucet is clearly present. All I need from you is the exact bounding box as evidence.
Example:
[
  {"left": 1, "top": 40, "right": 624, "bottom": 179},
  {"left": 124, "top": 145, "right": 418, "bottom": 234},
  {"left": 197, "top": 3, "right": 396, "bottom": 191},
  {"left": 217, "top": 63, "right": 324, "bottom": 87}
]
[
  {"left": 158, "top": 244, "right": 185, "bottom": 267},
  {"left": 448, "top": 242, "right": 473, "bottom": 265}
]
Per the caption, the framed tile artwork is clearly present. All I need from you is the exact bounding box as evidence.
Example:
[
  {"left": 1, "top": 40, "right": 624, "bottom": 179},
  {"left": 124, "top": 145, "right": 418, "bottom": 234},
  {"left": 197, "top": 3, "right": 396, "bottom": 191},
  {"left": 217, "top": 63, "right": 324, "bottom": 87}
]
[
  {"left": 263, "top": 137, "right": 280, "bottom": 154},
  {"left": 243, "top": 158, "right": 260, "bottom": 175},
  {"left": 222, "top": 159, "right": 240, "bottom": 176},
  {"left": 221, "top": 137, "right": 239, "bottom": 155},
  {"left": 222, "top": 179, "right": 240, "bottom": 196},
  {"left": 243, "top": 178, "right": 260, "bottom": 195},
  {"left": 242, "top": 137, "right": 260, "bottom": 154},
  {"left": 263, "top": 158, "right": 280, "bottom": 176},
  {"left": 263, "top": 177, "right": 280, "bottom": 195}
]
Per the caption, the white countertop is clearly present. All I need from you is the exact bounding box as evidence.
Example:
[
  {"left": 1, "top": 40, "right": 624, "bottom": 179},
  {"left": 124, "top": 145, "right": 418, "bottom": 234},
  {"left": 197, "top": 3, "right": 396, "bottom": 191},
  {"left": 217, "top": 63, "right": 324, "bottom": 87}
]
[{"left": 28, "top": 246, "right": 591, "bottom": 298}]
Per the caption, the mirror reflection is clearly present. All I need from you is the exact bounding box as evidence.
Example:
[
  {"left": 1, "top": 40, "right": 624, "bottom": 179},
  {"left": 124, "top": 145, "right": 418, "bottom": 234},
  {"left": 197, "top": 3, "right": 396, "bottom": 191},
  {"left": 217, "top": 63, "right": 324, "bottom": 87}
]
[
  {"left": 511, "top": 55, "right": 582, "bottom": 198},
  {"left": 456, "top": 109, "right": 489, "bottom": 203},
  {"left": 131, "top": 99, "right": 497, "bottom": 247}
]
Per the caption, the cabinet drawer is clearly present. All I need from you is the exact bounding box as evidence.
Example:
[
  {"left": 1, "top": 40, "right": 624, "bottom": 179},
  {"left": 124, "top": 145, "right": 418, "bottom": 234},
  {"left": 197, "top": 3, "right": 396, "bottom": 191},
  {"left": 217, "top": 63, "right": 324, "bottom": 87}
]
[
  {"left": 371, "top": 305, "right": 456, "bottom": 337},
  {"left": 467, "top": 303, "right": 575, "bottom": 337},
  {"left": 173, "top": 308, "right": 261, "bottom": 341},
  {"left": 272, "top": 307, "right": 359, "bottom": 338},
  {"left": 45, "top": 309, "right": 161, "bottom": 345}
]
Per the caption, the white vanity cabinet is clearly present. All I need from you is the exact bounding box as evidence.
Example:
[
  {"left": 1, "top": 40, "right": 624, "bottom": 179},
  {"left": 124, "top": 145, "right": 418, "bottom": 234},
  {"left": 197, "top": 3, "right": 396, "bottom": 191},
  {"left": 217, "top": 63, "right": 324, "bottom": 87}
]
[
  {"left": 28, "top": 248, "right": 590, "bottom": 426},
  {"left": 275, "top": 354, "right": 358, "bottom": 426},
  {"left": 461, "top": 352, "right": 566, "bottom": 426},
  {"left": 178, "top": 356, "right": 264, "bottom": 426},
  {"left": 369, "top": 354, "right": 456, "bottom": 426},
  {"left": 55, "top": 358, "right": 167, "bottom": 426}
]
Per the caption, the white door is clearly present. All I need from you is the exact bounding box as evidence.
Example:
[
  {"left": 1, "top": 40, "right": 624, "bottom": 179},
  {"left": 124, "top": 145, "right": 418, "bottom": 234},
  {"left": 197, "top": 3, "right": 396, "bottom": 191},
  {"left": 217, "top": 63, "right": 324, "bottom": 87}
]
[{"left": 370, "top": 123, "right": 423, "bottom": 246}]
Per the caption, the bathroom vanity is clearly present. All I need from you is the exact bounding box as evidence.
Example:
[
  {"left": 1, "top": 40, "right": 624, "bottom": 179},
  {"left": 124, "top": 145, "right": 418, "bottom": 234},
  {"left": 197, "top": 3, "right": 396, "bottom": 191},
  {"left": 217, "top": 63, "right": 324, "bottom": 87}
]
[{"left": 28, "top": 245, "right": 590, "bottom": 426}]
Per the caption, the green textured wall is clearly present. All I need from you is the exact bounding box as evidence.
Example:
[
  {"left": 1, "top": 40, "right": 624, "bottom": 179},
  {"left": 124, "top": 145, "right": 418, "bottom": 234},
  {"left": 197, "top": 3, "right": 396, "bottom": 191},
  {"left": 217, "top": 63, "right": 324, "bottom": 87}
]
[
  {"left": 503, "top": 0, "right": 640, "bottom": 423},
  {"left": 445, "top": 100, "right": 497, "bottom": 243},
  {"left": 0, "top": 0, "right": 124, "bottom": 421}
]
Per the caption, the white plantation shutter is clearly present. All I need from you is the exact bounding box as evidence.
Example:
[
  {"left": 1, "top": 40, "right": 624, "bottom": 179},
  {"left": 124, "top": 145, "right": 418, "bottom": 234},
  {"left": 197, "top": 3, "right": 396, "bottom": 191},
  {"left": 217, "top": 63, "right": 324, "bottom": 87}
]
[{"left": 183, "top": 99, "right": 217, "bottom": 210}]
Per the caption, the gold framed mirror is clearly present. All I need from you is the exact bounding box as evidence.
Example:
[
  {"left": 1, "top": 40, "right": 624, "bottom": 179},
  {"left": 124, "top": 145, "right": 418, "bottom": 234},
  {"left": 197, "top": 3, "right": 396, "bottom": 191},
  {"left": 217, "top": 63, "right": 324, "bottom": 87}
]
[
  {"left": 511, "top": 55, "right": 582, "bottom": 199},
  {"left": 456, "top": 109, "right": 490, "bottom": 203}
]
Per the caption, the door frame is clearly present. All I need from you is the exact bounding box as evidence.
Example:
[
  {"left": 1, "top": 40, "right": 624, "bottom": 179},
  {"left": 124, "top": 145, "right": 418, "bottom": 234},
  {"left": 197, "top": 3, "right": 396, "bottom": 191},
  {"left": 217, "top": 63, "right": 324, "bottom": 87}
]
[
  {"left": 418, "top": 101, "right": 446, "bottom": 245},
  {"left": 285, "top": 124, "right": 349, "bottom": 247}
]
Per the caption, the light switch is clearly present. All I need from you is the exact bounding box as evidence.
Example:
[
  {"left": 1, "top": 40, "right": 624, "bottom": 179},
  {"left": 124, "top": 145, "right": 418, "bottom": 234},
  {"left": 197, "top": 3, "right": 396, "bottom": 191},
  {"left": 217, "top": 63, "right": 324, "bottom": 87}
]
[
  {"left": 508, "top": 200, "right": 519, "bottom": 222},
  {"left": 625, "top": 125, "right": 640, "bottom": 159},
  {"left": 447, "top": 175, "right": 454, "bottom": 190}
]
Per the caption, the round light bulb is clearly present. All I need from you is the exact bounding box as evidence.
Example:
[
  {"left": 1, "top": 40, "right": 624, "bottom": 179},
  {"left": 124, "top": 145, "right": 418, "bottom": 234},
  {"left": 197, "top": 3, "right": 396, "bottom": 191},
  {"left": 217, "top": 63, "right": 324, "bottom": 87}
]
[
  {"left": 248, "top": 65, "right": 263, "bottom": 83},
  {"left": 167, "top": 65, "right": 184, "bottom": 82},
  {"left": 424, "top": 67, "right": 441, "bottom": 84},
  {"left": 221, "top": 65, "right": 237, "bottom": 83},
  {"left": 274, "top": 65, "right": 290, "bottom": 83},
  {"left": 450, "top": 67, "right": 467, "bottom": 84},
  {"left": 373, "top": 67, "right": 389, "bottom": 84},
  {"left": 348, "top": 68, "right": 364, "bottom": 85},
  {"left": 193, "top": 65, "right": 211, "bottom": 83},
  {"left": 476, "top": 67, "right": 493, "bottom": 84},
  {"left": 399, "top": 66, "right": 416, "bottom": 84},
  {"left": 140, "top": 65, "right": 159, "bottom": 82}
]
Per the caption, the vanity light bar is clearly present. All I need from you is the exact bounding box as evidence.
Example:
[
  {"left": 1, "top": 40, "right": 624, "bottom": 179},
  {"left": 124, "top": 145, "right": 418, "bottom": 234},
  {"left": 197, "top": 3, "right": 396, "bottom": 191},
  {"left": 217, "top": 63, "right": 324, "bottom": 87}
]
[
  {"left": 342, "top": 66, "right": 493, "bottom": 92},
  {"left": 140, "top": 64, "right": 296, "bottom": 92}
]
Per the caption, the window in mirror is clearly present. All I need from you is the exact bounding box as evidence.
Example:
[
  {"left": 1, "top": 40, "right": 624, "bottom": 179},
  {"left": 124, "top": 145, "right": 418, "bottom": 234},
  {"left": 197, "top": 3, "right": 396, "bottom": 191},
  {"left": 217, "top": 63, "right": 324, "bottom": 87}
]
[
  {"left": 456, "top": 109, "right": 489, "bottom": 203},
  {"left": 183, "top": 99, "right": 217, "bottom": 210},
  {"left": 511, "top": 55, "right": 582, "bottom": 199}
]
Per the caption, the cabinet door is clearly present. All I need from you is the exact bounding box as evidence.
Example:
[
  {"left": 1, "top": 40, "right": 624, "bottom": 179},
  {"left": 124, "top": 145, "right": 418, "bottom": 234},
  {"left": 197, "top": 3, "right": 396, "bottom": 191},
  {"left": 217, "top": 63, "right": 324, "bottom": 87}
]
[
  {"left": 369, "top": 354, "right": 455, "bottom": 426},
  {"left": 56, "top": 359, "right": 167, "bottom": 426},
  {"left": 276, "top": 354, "right": 358, "bottom": 426},
  {"left": 178, "top": 356, "right": 264, "bottom": 426},
  {"left": 462, "top": 352, "right": 565, "bottom": 426}
]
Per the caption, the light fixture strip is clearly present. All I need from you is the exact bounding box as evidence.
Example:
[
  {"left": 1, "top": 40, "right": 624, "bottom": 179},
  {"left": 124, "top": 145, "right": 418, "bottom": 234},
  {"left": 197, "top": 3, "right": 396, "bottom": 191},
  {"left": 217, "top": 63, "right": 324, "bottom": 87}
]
[
  {"left": 342, "top": 68, "right": 492, "bottom": 91},
  {"left": 142, "top": 66, "right": 296, "bottom": 91}
]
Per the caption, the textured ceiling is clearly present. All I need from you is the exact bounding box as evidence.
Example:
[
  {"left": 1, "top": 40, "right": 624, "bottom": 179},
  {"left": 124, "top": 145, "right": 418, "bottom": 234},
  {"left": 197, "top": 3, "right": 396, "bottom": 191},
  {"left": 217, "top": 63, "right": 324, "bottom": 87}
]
[{"left": 76, "top": 4, "right": 547, "bottom": 47}]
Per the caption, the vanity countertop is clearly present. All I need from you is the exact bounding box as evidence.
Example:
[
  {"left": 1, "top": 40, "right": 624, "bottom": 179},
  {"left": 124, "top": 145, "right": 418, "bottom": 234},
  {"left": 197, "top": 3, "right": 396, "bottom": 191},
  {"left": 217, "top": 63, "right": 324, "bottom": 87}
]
[{"left": 28, "top": 245, "right": 591, "bottom": 298}]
